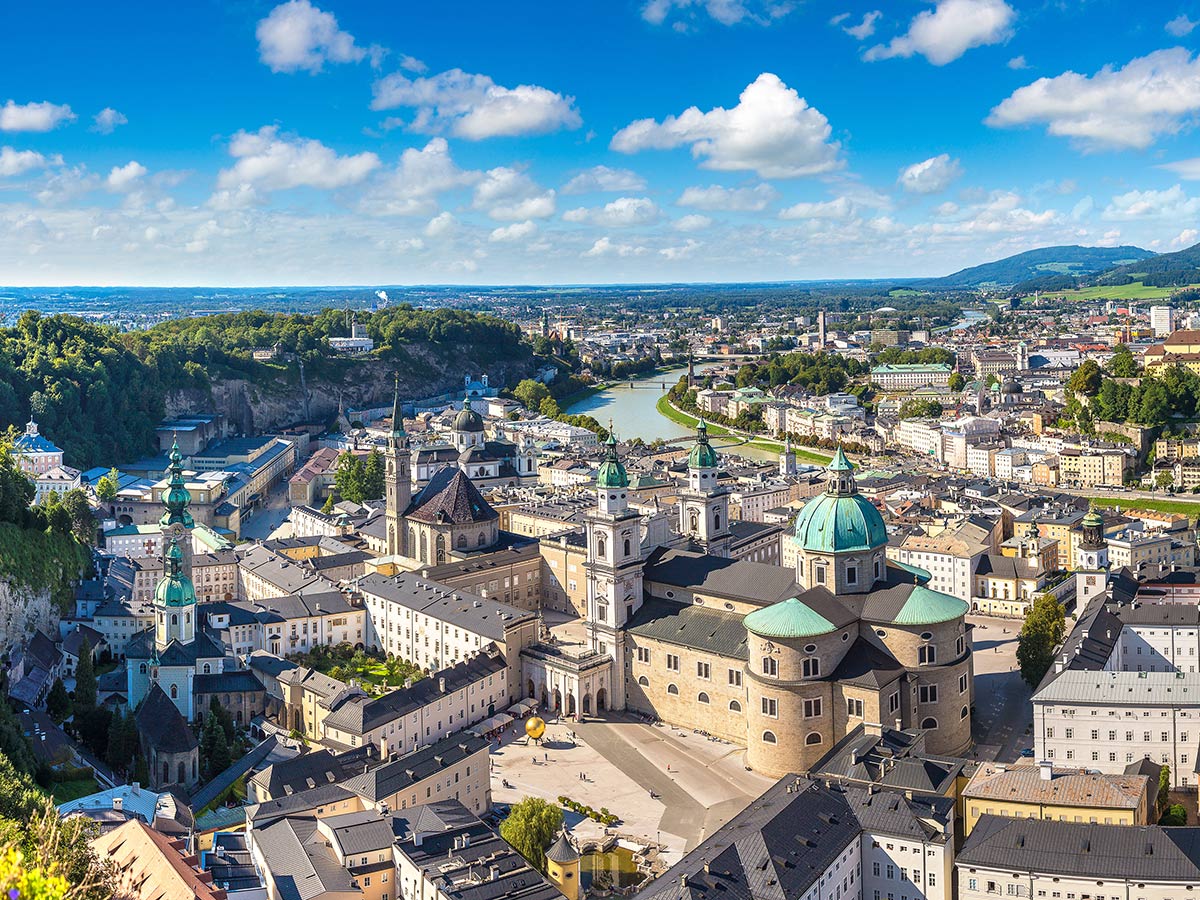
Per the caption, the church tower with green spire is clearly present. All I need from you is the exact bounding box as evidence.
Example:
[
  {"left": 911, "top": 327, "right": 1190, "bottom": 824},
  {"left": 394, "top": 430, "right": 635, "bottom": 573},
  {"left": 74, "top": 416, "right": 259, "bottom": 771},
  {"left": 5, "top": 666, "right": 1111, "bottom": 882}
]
[
  {"left": 159, "top": 438, "right": 195, "bottom": 574},
  {"left": 384, "top": 374, "right": 412, "bottom": 557},
  {"left": 677, "top": 420, "right": 732, "bottom": 557}
]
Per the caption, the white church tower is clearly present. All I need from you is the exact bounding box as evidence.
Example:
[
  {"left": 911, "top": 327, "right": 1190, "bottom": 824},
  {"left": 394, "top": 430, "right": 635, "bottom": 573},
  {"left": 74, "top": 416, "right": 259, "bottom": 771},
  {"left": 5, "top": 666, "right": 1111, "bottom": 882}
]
[{"left": 677, "top": 421, "right": 732, "bottom": 557}]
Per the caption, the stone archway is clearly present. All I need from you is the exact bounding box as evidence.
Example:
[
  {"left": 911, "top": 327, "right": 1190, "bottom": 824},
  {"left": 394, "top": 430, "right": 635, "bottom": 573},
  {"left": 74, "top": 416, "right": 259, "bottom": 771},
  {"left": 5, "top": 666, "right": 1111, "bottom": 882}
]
[
  {"left": 541, "top": 687, "right": 549, "bottom": 709},
  {"left": 567, "top": 693, "right": 576, "bottom": 716},
  {"left": 553, "top": 688, "right": 562, "bottom": 712},
  {"left": 582, "top": 694, "right": 592, "bottom": 715},
  {"left": 596, "top": 687, "right": 607, "bottom": 711},
  {"left": 527, "top": 679, "right": 536, "bottom": 699}
]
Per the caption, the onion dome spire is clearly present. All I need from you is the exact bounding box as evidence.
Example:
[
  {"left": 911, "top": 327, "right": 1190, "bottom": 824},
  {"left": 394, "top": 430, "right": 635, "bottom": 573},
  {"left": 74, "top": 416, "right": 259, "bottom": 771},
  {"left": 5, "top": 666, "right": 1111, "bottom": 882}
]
[{"left": 159, "top": 438, "right": 194, "bottom": 530}]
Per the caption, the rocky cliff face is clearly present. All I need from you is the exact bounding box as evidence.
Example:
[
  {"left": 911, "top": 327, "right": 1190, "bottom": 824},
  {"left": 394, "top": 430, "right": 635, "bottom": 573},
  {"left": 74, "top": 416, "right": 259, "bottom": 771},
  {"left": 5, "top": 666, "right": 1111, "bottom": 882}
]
[
  {"left": 0, "top": 581, "right": 58, "bottom": 657},
  {"left": 164, "top": 347, "right": 535, "bottom": 433}
]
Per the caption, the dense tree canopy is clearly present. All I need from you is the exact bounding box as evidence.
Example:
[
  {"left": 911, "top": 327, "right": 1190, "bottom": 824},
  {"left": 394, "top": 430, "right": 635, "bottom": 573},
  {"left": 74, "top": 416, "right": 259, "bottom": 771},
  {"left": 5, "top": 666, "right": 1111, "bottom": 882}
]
[{"left": 500, "top": 797, "right": 563, "bottom": 872}]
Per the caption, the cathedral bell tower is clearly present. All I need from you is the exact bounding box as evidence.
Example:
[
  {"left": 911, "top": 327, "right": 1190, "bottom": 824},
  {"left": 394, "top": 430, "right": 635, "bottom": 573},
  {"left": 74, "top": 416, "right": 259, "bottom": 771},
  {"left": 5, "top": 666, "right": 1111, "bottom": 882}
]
[
  {"left": 584, "top": 434, "right": 644, "bottom": 711},
  {"left": 159, "top": 439, "right": 195, "bottom": 574},
  {"left": 385, "top": 374, "right": 411, "bottom": 557},
  {"left": 1075, "top": 509, "right": 1110, "bottom": 606},
  {"left": 677, "top": 421, "right": 732, "bottom": 557}
]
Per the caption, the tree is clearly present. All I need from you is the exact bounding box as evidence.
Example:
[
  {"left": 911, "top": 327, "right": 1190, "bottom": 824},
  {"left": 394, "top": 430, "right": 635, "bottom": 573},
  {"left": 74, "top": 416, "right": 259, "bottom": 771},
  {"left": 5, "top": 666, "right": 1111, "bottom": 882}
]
[
  {"left": 106, "top": 708, "right": 134, "bottom": 774},
  {"left": 1161, "top": 803, "right": 1188, "bottom": 826},
  {"left": 73, "top": 639, "right": 96, "bottom": 710},
  {"left": 898, "top": 398, "right": 944, "bottom": 420},
  {"left": 948, "top": 371, "right": 966, "bottom": 392},
  {"left": 45, "top": 679, "right": 70, "bottom": 724},
  {"left": 1016, "top": 593, "right": 1066, "bottom": 688},
  {"left": 58, "top": 490, "right": 97, "bottom": 545},
  {"left": 1156, "top": 470, "right": 1176, "bottom": 491},
  {"left": 360, "top": 449, "right": 385, "bottom": 502},
  {"left": 202, "top": 710, "right": 231, "bottom": 777},
  {"left": 513, "top": 379, "right": 551, "bottom": 412},
  {"left": 499, "top": 797, "right": 563, "bottom": 872},
  {"left": 210, "top": 696, "right": 236, "bottom": 744},
  {"left": 321, "top": 493, "right": 335, "bottom": 514},
  {"left": 1109, "top": 344, "right": 1138, "bottom": 378},
  {"left": 1159, "top": 764, "right": 1172, "bottom": 817},
  {"left": 1067, "top": 359, "right": 1102, "bottom": 396},
  {"left": 538, "top": 397, "right": 562, "bottom": 419},
  {"left": 94, "top": 468, "right": 120, "bottom": 504},
  {"left": 334, "top": 452, "right": 366, "bottom": 505}
]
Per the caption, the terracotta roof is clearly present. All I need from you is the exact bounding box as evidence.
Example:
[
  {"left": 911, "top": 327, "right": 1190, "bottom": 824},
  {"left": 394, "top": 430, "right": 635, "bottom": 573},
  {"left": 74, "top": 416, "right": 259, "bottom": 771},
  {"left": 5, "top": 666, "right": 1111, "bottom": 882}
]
[{"left": 92, "top": 819, "right": 227, "bottom": 900}]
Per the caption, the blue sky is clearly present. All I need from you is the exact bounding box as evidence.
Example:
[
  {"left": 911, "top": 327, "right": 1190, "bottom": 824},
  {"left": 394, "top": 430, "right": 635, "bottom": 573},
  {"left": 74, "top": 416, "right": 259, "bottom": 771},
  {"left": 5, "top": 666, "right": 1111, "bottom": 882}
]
[{"left": 2, "top": 0, "right": 1200, "bottom": 285}]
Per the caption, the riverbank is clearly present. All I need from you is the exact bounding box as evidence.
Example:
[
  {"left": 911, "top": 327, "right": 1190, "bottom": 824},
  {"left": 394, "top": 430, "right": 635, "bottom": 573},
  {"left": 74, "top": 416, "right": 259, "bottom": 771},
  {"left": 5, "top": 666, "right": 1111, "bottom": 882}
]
[{"left": 655, "top": 396, "right": 833, "bottom": 464}]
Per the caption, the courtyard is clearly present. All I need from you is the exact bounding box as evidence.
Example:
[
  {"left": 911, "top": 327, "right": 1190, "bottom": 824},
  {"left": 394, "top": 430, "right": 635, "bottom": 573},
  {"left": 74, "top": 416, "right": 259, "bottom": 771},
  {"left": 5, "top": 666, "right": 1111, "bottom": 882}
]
[{"left": 968, "top": 613, "right": 1034, "bottom": 762}]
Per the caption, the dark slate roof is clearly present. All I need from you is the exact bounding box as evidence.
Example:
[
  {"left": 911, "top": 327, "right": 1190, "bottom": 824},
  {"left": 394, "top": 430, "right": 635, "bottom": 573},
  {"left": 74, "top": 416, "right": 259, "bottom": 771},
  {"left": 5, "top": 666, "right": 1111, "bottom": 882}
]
[
  {"left": 828, "top": 638, "right": 906, "bottom": 689},
  {"left": 322, "top": 649, "right": 506, "bottom": 736},
  {"left": 341, "top": 732, "right": 490, "bottom": 802},
  {"left": 251, "top": 746, "right": 375, "bottom": 800},
  {"left": 252, "top": 815, "right": 357, "bottom": 900},
  {"left": 626, "top": 600, "right": 749, "bottom": 660},
  {"left": 247, "top": 782, "right": 357, "bottom": 826},
  {"left": 812, "top": 725, "right": 965, "bottom": 796},
  {"left": 62, "top": 625, "right": 105, "bottom": 657},
  {"left": 321, "top": 809, "right": 397, "bottom": 856},
  {"left": 135, "top": 684, "right": 198, "bottom": 754},
  {"left": 958, "top": 815, "right": 1200, "bottom": 880},
  {"left": 644, "top": 547, "right": 801, "bottom": 607},
  {"left": 193, "top": 670, "right": 266, "bottom": 694},
  {"left": 405, "top": 467, "right": 498, "bottom": 525},
  {"left": 190, "top": 736, "right": 279, "bottom": 809},
  {"left": 358, "top": 573, "right": 532, "bottom": 640},
  {"left": 125, "top": 627, "right": 226, "bottom": 665},
  {"left": 26, "top": 630, "right": 62, "bottom": 671},
  {"left": 976, "top": 554, "right": 1044, "bottom": 579}
]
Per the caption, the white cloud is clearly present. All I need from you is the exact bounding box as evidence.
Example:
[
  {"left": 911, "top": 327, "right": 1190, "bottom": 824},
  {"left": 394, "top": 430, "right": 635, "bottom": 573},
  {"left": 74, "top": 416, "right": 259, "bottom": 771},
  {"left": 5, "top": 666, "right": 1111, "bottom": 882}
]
[
  {"left": 424, "top": 211, "right": 457, "bottom": 238},
  {"left": 660, "top": 239, "right": 701, "bottom": 259},
  {"left": 1103, "top": 184, "right": 1200, "bottom": 220},
  {"left": 489, "top": 220, "right": 537, "bottom": 242},
  {"left": 641, "top": 0, "right": 795, "bottom": 27},
  {"left": 359, "top": 138, "right": 478, "bottom": 216},
  {"left": 1173, "top": 228, "right": 1199, "bottom": 248},
  {"left": 216, "top": 126, "right": 380, "bottom": 193},
  {"left": 1167, "top": 14, "right": 1198, "bottom": 37},
  {"left": 473, "top": 167, "right": 556, "bottom": 220},
  {"left": 779, "top": 196, "right": 855, "bottom": 220},
  {"left": 0, "top": 100, "right": 75, "bottom": 132},
  {"left": 897, "top": 153, "right": 963, "bottom": 194},
  {"left": 106, "top": 161, "right": 147, "bottom": 191},
  {"left": 611, "top": 73, "right": 840, "bottom": 178},
  {"left": 371, "top": 68, "right": 581, "bottom": 140},
  {"left": 0, "top": 147, "right": 59, "bottom": 177},
  {"left": 838, "top": 10, "right": 882, "bottom": 40},
  {"left": 988, "top": 48, "right": 1200, "bottom": 150},
  {"left": 677, "top": 182, "right": 778, "bottom": 211},
  {"left": 864, "top": 0, "right": 1015, "bottom": 66},
  {"left": 582, "top": 236, "right": 647, "bottom": 257},
  {"left": 561, "top": 165, "right": 647, "bottom": 195},
  {"left": 673, "top": 214, "right": 713, "bottom": 231},
  {"left": 563, "top": 197, "right": 661, "bottom": 227},
  {"left": 1160, "top": 157, "right": 1200, "bottom": 179},
  {"left": 92, "top": 108, "right": 127, "bottom": 134},
  {"left": 1007, "top": 55, "right": 1028, "bottom": 70},
  {"left": 207, "top": 184, "right": 262, "bottom": 210},
  {"left": 256, "top": 0, "right": 366, "bottom": 73}
]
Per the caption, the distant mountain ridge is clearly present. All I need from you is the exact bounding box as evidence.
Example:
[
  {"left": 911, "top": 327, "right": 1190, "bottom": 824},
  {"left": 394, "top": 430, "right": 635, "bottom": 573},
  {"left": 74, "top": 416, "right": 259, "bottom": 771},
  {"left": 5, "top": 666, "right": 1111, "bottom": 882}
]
[
  {"left": 1095, "top": 240, "right": 1200, "bottom": 287},
  {"left": 912, "top": 244, "right": 1154, "bottom": 290}
]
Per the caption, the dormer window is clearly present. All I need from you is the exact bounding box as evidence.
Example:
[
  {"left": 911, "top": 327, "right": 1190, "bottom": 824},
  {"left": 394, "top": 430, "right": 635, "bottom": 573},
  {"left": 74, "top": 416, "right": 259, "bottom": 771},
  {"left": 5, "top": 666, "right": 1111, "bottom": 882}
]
[{"left": 814, "top": 564, "right": 827, "bottom": 585}]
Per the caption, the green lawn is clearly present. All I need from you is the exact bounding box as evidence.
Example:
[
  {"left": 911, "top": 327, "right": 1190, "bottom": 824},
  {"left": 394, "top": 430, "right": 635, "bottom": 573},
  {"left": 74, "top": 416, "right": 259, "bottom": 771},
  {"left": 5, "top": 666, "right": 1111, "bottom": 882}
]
[
  {"left": 292, "top": 648, "right": 424, "bottom": 695},
  {"left": 655, "top": 396, "right": 832, "bottom": 463},
  {"left": 1091, "top": 497, "right": 1200, "bottom": 519},
  {"left": 1049, "top": 281, "right": 1200, "bottom": 301},
  {"left": 50, "top": 776, "right": 98, "bottom": 804}
]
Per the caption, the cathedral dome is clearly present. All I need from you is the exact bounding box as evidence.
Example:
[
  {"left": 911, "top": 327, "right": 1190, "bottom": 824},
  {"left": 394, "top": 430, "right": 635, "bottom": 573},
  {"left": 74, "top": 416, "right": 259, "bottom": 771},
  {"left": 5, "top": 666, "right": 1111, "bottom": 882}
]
[
  {"left": 687, "top": 421, "right": 720, "bottom": 469},
  {"left": 454, "top": 395, "right": 485, "bottom": 433},
  {"left": 793, "top": 448, "right": 887, "bottom": 554},
  {"left": 745, "top": 597, "right": 836, "bottom": 639}
]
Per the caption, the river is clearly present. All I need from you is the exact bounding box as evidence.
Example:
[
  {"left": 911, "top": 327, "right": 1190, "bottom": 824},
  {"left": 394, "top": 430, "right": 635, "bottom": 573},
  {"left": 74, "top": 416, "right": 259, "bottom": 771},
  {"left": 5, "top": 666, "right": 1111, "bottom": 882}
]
[{"left": 564, "top": 365, "right": 780, "bottom": 462}]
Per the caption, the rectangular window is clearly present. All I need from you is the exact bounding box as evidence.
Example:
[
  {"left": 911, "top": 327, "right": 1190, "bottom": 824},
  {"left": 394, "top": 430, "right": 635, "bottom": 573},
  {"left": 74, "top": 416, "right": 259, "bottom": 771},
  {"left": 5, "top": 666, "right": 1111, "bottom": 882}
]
[
  {"left": 763, "top": 657, "right": 778, "bottom": 677},
  {"left": 804, "top": 698, "right": 822, "bottom": 718},
  {"left": 636, "top": 647, "right": 651, "bottom": 663},
  {"left": 666, "top": 654, "right": 680, "bottom": 672},
  {"left": 919, "top": 685, "right": 938, "bottom": 704},
  {"left": 728, "top": 669, "right": 742, "bottom": 687},
  {"left": 847, "top": 698, "right": 864, "bottom": 717},
  {"left": 697, "top": 661, "right": 711, "bottom": 679},
  {"left": 761, "top": 697, "right": 778, "bottom": 717}
]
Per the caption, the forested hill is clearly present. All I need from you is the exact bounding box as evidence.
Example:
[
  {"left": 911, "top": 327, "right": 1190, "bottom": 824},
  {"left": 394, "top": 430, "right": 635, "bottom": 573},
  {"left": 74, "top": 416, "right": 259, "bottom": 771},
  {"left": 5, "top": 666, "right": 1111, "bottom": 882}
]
[
  {"left": 0, "top": 306, "right": 534, "bottom": 468},
  {"left": 1095, "top": 240, "right": 1200, "bottom": 287},
  {"left": 911, "top": 244, "right": 1153, "bottom": 289}
]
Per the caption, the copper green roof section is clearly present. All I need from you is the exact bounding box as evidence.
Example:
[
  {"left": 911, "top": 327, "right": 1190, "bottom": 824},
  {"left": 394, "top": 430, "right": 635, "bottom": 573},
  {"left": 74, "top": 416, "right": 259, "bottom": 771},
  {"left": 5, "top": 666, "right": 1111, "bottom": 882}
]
[
  {"left": 1082, "top": 509, "right": 1103, "bottom": 528},
  {"left": 793, "top": 492, "right": 887, "bottom": 553},
  {"left": 155, "top": 539, "right": 197, "bottom": 607},
  {"left": 891, "top": 585, "right": 968, "bottom": 626},
  {"left": 744, "top": 597, "right": 836, "bottom": 640},
  {"left": 828, "top": 446, "right": 853, "bottom": 472},
  {"left": 159, "top": 439, "right": 195, "bottom": 530},
  {"left": 687, "top": 420, "right": 720, "bottom": 469},
  {"left": 595, "top": 433, "right": 629, "bottom": 489}
]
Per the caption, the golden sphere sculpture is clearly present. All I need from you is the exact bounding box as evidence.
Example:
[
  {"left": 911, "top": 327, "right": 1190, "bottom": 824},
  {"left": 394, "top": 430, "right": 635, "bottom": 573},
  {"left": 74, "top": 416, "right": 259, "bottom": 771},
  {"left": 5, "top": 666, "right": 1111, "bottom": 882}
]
[{"left": 525, "top": 716, "right": 546, "bottom": 740}]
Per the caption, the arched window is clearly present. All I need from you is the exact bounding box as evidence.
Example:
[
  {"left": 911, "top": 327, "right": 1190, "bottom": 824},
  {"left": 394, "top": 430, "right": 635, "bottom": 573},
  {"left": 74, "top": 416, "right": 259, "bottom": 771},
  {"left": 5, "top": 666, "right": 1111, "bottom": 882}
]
[
  {"left": 637, "top": 676, "right": 649, "bottom": 686},
  {"left": 729, "top": 700, "right": 742, "bottom": 712},
  {"left": 805, "top": 732, "right": 823, "bottom": 746},
  {"left": 408, "top": 527, "right": 416, "bottom": 555},
  {"left": 597, "top": 536, "right": 606, "bottom": 558},
  {"left": 714, "top": 511, "right": 721, "bottom": 530},
  {"left": 478, "top": 532, "right": 487, "bottom": 547},
  {"left": 762, "top": 731, "right": 777, "bottom": 744},
  {"left": 921, "top": 717, "right": 938, "bottom": 729},
  {"left": 169, "top": 684, "right": 178, "bottom": 699},
  {"left": 689, "top": 511, "right": 698, "bottom": 531},
  {"left": 802, "top": 658, "right": 820, "bottom": 678},
  {"left": 697, "top": 692, "right": 710, "bottom": 704},
  {"left": 436, "top": 534, "right": 446, "bottom": 564},
  {"left": 457, "top": 535, "right": 467, "bottom": 549},
  {"left": 178, "top": 761, "right": 187, "bottom": 783},
  {"left": 185, "top": 612, "right": 191, "bottom": 624},
  {"left": 667, "top": 683, "right": 679, "bottom": 695},
  {"left": 624, "top": 538, "right": 631, "bottom": 557},
  {"left": 960, "top": 706, "right": 969, "bottom": 720},
  {"left": 420, "top": 532, "right": 428, "bottom": 562},
  {"left": 162, "top": 762, "right": 169, "bottom": 784},
  {"left": 171, "top": 614, "right": 178, "bottom": 626},
  {"left": 202, "top": 663, "right": 211, "bottom": 674},
  {"left": 139, "top": 663, "right": 147, "bottom": 674}
]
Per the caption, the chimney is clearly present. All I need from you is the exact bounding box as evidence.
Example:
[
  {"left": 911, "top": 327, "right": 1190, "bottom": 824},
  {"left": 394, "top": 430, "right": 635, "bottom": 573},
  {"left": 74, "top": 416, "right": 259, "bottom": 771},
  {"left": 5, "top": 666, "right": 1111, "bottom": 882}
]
[
  {"left": 439, "top": 676, "right": 446, "bottom": 693},
  {"left": 680, "top": 875, "right": 689, "bottom": 888},
  {"left": 113, "top": 796, "right": 123, "bottom": 811},
  {"left": 1040, "top": 760, "right": 1054, "bottom": 781},
  {"left": 131, "top": 782, "right": 140, "bottom": 794}
]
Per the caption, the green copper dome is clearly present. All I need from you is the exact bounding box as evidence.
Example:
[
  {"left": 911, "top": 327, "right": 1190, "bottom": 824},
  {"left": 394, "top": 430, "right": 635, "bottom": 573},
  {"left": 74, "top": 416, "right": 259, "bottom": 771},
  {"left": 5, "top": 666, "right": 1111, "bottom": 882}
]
[
  {"left": 1082, "top": 509, "right": 1103, "bottom": 529},
  {"left": 745, "top": 597, "right": 836, "bottom": 639},
  {"left": 155, "top": 540, "right": 197, "bottom": 607},
  {"left": 454, "top": 394, "right": 485, "bottom": 433},
  {"left": 793, "top": 448, "right": 887, "bottom": 553},
  {"left": 595, "top": 434, "right": 629, "bottom": 489},
  {"left": 159, "top": 439, "right": 195, "bottom": 530},
  {"left": 687, "top": 420, "right": 720, "bottom": 469},
  {"left": 891, "top": 585, "right": 969, "bottom": 626}
]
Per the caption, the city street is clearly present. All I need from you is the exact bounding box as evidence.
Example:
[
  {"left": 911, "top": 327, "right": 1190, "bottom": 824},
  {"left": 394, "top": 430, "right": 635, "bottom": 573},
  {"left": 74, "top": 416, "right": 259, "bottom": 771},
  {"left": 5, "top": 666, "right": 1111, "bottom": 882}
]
[
  {"left": 238, "top": 480, "right": 295, "bottom": 541},
  {"left": 968, "top": 614, "right": 1034, "bottom": 763}
]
